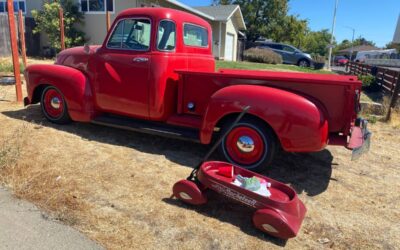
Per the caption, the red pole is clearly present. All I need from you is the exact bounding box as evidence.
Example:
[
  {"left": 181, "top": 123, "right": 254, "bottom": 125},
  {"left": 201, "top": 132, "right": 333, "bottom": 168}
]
[
  {"left": 7, "top": 0, "right": 23, "bottom": 102},
  {"left": 59, "top": 7, "right": 65, "bottom": 50},
  {"left": 18, "top": 10, "right": 27, "bottom": 68},
  {"left": 106, "top": 11, "right": 111, "bottom": 32}
]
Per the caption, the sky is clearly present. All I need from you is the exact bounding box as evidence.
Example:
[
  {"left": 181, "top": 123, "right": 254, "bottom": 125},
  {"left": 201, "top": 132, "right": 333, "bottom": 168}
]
[{"left": 179, "top": 0, "right": 400, "bottom": 47}]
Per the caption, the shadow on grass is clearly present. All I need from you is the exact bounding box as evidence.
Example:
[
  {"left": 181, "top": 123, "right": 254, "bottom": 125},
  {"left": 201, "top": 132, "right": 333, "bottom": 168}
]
[
  {"left": 3, "top": 104, "right": 333, "bottom": 197},
  {"left": 162, "top": 194, "right": 288, "bottom": 246}
]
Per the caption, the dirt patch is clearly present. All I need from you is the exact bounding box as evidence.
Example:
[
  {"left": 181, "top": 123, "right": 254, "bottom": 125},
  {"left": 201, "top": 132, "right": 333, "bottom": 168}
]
[{"left": 0, "top": 84, "right": 399, "bottom": 249}]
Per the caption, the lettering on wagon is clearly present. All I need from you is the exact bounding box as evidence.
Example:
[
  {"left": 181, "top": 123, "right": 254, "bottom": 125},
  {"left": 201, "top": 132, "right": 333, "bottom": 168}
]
[{"left": 210, "top": 182, "right": 257, "bottom": 207}]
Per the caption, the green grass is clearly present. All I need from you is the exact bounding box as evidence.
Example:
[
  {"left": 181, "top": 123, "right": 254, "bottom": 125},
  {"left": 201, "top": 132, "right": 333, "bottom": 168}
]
[{"left": 216, "top": 60, "right": 335, "bottom": 74}]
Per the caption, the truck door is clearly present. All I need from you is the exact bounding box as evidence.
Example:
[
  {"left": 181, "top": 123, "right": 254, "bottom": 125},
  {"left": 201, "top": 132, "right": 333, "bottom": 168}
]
[{"left": 94, "top": 18, "right": 152, "bottom": 119}]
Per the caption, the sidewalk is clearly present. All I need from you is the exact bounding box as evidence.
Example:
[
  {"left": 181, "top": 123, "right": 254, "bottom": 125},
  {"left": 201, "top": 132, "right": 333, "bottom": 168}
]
[{"left": 0, "top": 187, "right": 103, "bottom": 250}]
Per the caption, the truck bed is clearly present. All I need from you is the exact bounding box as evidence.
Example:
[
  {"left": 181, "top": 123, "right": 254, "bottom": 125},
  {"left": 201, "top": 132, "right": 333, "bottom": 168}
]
[{"left": 176, "top": 69, "right": 362, "bottom": 133}]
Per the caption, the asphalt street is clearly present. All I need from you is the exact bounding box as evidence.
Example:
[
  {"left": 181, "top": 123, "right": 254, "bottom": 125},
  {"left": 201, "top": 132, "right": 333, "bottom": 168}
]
[{"left": 0, "top": 186, "right": 103, "bottom": 250}]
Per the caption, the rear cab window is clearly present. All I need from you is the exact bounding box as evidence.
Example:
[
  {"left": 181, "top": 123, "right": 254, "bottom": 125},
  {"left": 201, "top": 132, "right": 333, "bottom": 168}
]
[
  {"left": 157, "top": 20, "right": 176, "bottom": 51},
  {"left": 183, "top": 23, "right": 208, "bottom": 47}
]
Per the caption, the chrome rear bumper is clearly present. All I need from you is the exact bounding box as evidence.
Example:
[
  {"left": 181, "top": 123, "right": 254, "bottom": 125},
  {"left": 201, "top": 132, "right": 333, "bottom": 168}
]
[{"left": 348, "top": 118, "right": 371, "bottom": 160}]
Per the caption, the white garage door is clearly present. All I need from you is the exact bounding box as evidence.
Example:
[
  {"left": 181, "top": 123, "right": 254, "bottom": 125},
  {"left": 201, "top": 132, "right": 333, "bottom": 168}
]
[{"left": 224, "top": 33, "right": 234, "bottom": 61}]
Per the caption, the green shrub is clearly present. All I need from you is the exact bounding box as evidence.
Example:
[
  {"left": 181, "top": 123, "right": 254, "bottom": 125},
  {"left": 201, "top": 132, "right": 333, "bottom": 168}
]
[
  {"left": 32, "top": 0, "right": 86, "bottom": 51},
  {"left": 358, "top": 75, "right": 377, "bottom": 90},
  {"left": 244, "top": 48, "right": 283, "bottom": 64}
]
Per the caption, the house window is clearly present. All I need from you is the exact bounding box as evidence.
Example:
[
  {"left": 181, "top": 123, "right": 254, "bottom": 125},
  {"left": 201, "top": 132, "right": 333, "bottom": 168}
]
[
  {"left": 107, "top": 18, "right": 151, "bottom": 51},
  {"left": 157, "top": 20, "right": 176, "bottom": 51},
  {"left": 183, "top": 24, "right": 208, "bottom": 47},
  {"left": 0, "top": 0, "right": 26, "bottom": 14},
  {"left": 80, "top": 0, "right": 114, "bottom": 13}
]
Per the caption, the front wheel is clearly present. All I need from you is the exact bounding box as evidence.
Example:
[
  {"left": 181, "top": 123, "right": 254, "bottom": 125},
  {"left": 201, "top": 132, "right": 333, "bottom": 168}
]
[
  {"left": 41, "top": 86, "right": 71, "bottom": 124},
  {"left": 298, "top": 59, "right": 310, "bottom": 67},
  {"left": 219, "top": 118, "right": 276, "bottom": 173}
]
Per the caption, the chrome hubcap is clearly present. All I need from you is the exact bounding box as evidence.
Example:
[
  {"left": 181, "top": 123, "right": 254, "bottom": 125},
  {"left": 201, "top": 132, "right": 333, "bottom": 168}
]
[
  {"left": 236, "top": 136, "right": 255, "bottom": 153},
  {"left": 50, "top": 97, "right": 61, "bottom": 109}
]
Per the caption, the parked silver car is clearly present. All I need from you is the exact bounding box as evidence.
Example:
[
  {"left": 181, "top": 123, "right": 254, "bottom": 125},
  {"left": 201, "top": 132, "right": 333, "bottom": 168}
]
[{"left": 257, "top": 42, "right": 313, "bottom": 67}]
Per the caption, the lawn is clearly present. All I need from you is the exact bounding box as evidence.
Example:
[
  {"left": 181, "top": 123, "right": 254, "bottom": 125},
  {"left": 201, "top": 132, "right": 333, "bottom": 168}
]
[{"left": 216, "top": 60, "right": 335, "bottom": 74}]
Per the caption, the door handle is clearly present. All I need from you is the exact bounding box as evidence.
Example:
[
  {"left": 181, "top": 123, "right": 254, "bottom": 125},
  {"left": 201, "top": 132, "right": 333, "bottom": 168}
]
[{"left": 133, "top": 57, "right": 149, "bottom": 63}]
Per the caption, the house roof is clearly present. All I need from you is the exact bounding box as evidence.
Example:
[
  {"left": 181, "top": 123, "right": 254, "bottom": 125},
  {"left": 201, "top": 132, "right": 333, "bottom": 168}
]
[
  {"left": 165, "top": 1, "right": 246, "bottom": 30},
  {"left": 165, "top": 0, "right": 215, "bottom": 20},
  {"left": 194, "top": 5, "right": 246, "bottom": 30},
  {"left": 194, "top": 5, "right": 238, "bottom": 20},
  {"left": 338, "top": 45, "right": 379, "bottom": 53}
]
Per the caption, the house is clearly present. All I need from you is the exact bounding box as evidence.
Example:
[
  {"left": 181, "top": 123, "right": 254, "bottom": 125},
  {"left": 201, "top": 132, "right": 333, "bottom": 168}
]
[{"left": 1, "top": 0, "right": 246, "bottom": 61}]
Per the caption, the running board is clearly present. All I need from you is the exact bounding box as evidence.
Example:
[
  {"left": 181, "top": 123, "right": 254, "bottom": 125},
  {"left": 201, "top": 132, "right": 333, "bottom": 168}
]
[{"left": 92, "top": 114, "right": 200, "bottom": 142}]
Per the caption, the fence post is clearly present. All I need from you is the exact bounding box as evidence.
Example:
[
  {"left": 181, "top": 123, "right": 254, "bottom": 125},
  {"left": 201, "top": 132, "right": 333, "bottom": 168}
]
[
  {"left": 106, "top": 11, "right": 111, "bottom": 32},
  {"left": 59, "top": 7, "right": 65, "bottom": 51},
  {"left": 7, "top": 0, "right": 22, "bottom": 102},
  {"left": 385, "top": 72, "right": 400, "bottom": 121},
  {"left": 18, "top": 10, "right": 27, "bottom": 68}
]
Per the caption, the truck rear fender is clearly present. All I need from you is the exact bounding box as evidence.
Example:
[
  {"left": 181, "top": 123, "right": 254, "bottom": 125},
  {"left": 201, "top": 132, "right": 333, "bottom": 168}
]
[
  {"left": 200, "top": 85, "right": 329, "bottom": 152},
  {"left": 25, "top": 64, "right": 94, "bottom": 122}
]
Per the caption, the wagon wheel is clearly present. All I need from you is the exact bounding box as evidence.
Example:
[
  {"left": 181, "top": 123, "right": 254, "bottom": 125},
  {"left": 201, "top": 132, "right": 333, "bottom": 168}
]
[
  {"left": 252, "top": 209, "right": 296, "bottom": 239},
  {"left": 173, "top": 180, "right": 207, "bottom": 205}
]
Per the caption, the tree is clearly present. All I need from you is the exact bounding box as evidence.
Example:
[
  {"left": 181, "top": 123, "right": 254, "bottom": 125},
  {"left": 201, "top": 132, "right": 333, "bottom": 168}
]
[
  {"left": 32, "top": 0, "right": 86, "bottom": 51},
  {"left": 215, "top": 0, "right": 289, "bottom": 42},
  {"left": 352, "top": 36, "right": 375, "bottom": 47},
  {"left": 385, "top": 42, "right": 400, "bottom": 52},
  {"left": 278, "top": 15, "right": 308, "bottom": 48},
  {"left": 301, "top": 29, "right": 332, "bottom": 56}
]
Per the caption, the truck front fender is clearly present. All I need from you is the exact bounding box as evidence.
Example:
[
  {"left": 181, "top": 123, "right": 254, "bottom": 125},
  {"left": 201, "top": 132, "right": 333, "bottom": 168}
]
[
  {"left": 24, "top": 64, "right": 94, "bottom": 122},
  {"left": 200, "top": 85, "right": 329, "bottom": 152}
]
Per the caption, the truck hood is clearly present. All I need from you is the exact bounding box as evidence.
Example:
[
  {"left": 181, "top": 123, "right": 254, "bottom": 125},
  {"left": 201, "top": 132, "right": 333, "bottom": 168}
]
[{"left": 55, "top": 45, "right": 101, "bottom": 70}]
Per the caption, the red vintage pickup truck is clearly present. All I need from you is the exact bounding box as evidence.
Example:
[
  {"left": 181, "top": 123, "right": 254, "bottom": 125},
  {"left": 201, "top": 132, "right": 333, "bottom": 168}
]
[{"left": 24, "top": 8, "right": 370, "bottom": 172}]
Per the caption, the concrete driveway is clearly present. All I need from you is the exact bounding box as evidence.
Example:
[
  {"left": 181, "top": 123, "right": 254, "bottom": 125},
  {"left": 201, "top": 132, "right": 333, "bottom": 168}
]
[{"left": 0, "top": 187, "right": 103, "bottom": 250}]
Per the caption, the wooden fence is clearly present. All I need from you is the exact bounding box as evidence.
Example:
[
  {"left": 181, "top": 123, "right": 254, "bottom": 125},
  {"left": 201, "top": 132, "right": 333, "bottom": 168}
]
[
  {"left": 346, "top": 61, "right": 400, "bottom": 120},
  {"left": 0, "top": 14, "right": 19, "bottom": 57}
]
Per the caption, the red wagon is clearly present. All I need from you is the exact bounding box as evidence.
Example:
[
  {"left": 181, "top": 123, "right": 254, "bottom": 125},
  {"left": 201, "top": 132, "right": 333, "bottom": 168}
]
[
  {"left": 173, "top": 161, "right": 306, "bottom": 239},
  {"left": 172, "top": 106, "right": 306, "bottom": 239}
]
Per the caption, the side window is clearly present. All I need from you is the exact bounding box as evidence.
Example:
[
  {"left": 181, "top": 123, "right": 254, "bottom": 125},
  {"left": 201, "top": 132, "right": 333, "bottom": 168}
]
[
  {"left": 157, "top": 20, "right": 176, "bottom": 51},
  {"left": 271, "top": 44, "right": 283, "bottom": 50},
  {"left": 282, "top": 46, "right": 295, "bottom": 53},
  {"left": 183, "top": 24, "right": 208, "bottom": 47},
  {"left": 107, "top": 18, "right": 151, "bottom": 51}
]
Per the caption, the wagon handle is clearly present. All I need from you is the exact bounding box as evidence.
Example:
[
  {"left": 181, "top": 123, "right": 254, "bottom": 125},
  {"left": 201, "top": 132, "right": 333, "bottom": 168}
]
[{"left": 187, "top": 106, "right": 250, "bottom": 181}]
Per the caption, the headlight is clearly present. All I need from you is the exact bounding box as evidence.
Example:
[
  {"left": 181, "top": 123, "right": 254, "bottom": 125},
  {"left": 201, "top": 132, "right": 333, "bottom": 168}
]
[{"left": 305, "top": 53, "right": 312, "bottom": 59}]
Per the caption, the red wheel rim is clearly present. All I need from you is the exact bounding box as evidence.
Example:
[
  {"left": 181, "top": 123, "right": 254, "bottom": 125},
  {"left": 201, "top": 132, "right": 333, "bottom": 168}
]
[
  {"left": 43, "top": 89, "right": 64, "bottom": 119},
  {"left": 225, "top": 126, "right": 265, "bottom": 165}
]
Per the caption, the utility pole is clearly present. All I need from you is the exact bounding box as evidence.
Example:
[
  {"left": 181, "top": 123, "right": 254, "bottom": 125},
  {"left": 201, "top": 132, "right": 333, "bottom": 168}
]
[
  {"left": 7, "top": 0, "right": 23, "bottom": 102},
  {"left": 327, "top": 0, "right": 339, "bottom": 70},
  {"left": 349, "top": 27, "right": 356, "bottom": 62}
]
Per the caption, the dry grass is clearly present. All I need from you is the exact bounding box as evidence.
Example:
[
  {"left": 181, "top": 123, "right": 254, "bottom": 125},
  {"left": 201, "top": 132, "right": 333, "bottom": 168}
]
[
  {"left": 0, "top": 57, "right": 54, "bottom": 76},
  {"left": 0, "top": 83, "right": 400, "bottom": 249}
]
